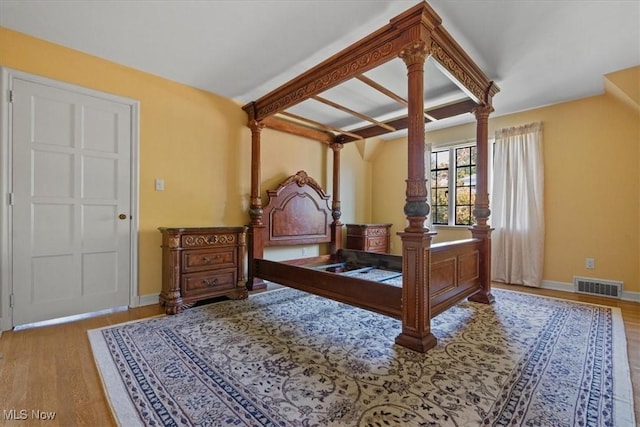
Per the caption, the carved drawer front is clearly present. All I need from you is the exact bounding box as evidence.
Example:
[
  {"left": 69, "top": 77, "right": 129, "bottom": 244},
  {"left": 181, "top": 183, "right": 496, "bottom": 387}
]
[
  {"left": 180, "top": 232, "right": 238, "bottom": 249},
  {"left": 364, "top": 226, "right": 389, "bottom": 236},
  {"left": 182, "top": 248, "right": 236, "bottom": 273},
  {"left": 182, "top": 269, "right": 236, "bottom": 296},
  {"left": 366, "top": 236, "right": 388, "bottom": 252}
]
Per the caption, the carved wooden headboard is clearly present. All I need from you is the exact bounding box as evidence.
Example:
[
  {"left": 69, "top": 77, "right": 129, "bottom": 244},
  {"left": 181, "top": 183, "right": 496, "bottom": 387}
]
[{"left": 262, "top": 171, "right": 332, "bottom": 247}]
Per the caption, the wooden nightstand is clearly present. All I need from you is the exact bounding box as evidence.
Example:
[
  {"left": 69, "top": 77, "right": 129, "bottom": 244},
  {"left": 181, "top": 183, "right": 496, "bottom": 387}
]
[
  {"left": 345, "top": 223, "right": 392, "bottom": 253},
  {"left": 158, "top": 226, "right": 248, "bottom": 314}
]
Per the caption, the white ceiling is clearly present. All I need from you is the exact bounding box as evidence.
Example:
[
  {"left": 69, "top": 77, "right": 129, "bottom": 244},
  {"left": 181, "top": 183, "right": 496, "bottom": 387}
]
[{"left": 1, "top": 0, "right": 639, "bottom": 132}]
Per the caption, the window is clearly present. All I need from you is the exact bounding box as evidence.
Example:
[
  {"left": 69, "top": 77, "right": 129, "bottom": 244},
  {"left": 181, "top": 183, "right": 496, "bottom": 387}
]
[{"left": 430, "top": 144, "right": 477, "bottom": 226}]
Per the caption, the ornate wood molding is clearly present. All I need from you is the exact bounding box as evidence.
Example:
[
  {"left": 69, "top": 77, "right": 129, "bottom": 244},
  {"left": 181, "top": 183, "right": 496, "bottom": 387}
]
[
  {"left": 430, "top": 39, "right": 485, "bottom": 102},
  {"left": 248, "top": 41, "right": 396, "bottom": 121},
  {"left": 284, "top": 170, "right": 315, "bottom": 187},
  {"left": 249, "top": 119, "right": 265, "bottom": 133},
  {"left": 400, "top": 40, "right": 429, "bottom": 66},
  {"left": 430, "top": 27, "right": 500, "bottom": 105},
  {"left": 183, "top": 233, "right": 237, "bottom": 248}
]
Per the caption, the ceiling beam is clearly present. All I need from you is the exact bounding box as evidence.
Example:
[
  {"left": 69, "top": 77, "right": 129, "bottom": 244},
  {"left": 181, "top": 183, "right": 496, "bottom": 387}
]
[
  {"left": 262, "top": 116, "right": 334, "bottom": 144},
  {"left": 312, "top": 95, "right": 397, "bottom": 132},
  {"left": 278, "top": 112, "right": 364, "bottom": 140},
  {"left": 337, "top": 98, "right": 478, "bottom": 143},
  {"left": 355, "top": 74, "right": 408, "bottom": 106}
]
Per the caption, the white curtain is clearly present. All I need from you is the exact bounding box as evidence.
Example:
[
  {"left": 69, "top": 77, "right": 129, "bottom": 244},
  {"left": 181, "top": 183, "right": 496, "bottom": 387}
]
[{"left": 491, "top": 122, "right": 544, "bottom": 287}]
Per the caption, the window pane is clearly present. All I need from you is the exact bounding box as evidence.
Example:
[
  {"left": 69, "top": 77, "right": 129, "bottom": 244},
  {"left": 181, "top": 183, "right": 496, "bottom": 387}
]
[
  {"left": 436, "top": 170, "right": 448, "bottom": 186},
  {"left": 456, "top": 147, "right": 471, "bottom": 166},
  {"left": 456, "top": 186, "right": 470, "bottom": 204},
  {"left": 434, "top": 206, "right": 448, "bottom": 224},
  {"left": 456, "top": 166, "right": 473, "bottom": 186},
  {"left": 453, "top": 144, "right": 477, "bottom": 226},
  {"left": 455, "top": 206, "right": 471, "bottom": 225},
  {"left": 435, "top": 150, "right": 449, "bottom": 168}
]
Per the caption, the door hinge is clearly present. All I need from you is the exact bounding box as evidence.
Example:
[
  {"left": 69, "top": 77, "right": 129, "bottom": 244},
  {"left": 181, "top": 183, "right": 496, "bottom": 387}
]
[
  {"left": 7, "top": 193, "right": 14, "bottom": 206},
  {"left": 8, "top": 90, "right": 13, "bottom": 103},
  {"left": 9, "top": 293, "right": 14, "bottom": 308}
]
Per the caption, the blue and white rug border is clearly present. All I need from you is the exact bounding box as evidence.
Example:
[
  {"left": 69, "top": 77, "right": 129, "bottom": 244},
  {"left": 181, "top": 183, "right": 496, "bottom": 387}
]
[
  {"left": 601, "top": 303, "right": 635, "bottom": 427},
  {"left": 492, "top": 287, "right": 637, "bottom": 426},
  {"left": 89, "top": 327, "right": 147, "bottom": 427},
  {"left": 87, "top": 291, "right": 284, "bottom": 427}
]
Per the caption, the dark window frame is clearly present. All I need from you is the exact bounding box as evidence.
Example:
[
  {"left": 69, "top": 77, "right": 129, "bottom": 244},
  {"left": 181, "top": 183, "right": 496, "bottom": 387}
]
[{"left": 430, "top": 143, "right": 478, "bottom": 226}]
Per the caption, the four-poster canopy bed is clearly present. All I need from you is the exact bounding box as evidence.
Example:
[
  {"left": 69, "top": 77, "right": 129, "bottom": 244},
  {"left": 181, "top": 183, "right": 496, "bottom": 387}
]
[{"left": 242, "top": 1, "right": 499, "bottom": 353}]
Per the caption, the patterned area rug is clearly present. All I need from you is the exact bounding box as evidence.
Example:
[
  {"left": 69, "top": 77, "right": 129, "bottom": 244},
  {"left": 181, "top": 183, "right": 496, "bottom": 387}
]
[{"left": 88, "top": 288, "right": 635, "bottom": 427}]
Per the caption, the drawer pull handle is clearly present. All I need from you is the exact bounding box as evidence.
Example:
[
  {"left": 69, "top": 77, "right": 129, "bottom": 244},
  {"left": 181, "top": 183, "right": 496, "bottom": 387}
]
[
  {"left": 201, "top": 255, "right": 221, "bottom": 263},
  {"left": 202, "top": 278, "right": 218, "bottom": 286}
]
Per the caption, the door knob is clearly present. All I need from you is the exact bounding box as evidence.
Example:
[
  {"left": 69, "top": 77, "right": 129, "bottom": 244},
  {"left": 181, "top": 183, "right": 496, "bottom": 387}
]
[{"left": 118, "top": 214, "right": 127, "bottom": 220}]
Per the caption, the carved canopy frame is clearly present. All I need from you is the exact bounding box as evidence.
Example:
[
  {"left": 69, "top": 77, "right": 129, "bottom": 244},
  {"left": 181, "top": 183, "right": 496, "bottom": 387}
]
[{"left": 242, "top": 1, "right": 499, "bottom": 353}]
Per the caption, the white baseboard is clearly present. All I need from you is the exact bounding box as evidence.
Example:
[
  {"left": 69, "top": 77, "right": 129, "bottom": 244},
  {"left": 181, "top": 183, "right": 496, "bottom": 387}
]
[
  {"left": 138, "top": 293, "right": 160, "bottom": 307},
  {"left": 541, "top": 280, "right": 640, "bottom": 303},
  {"left": 621, "top": 290, "right": 640, "bottom": 303},
  {"left": 540, "top": 280, "right": 574, "bottom": 292}
]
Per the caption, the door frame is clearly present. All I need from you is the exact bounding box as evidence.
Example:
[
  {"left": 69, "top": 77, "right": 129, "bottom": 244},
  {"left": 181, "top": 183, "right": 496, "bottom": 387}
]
[{"left": 0, "top": 67, "right": 141, "bottom": 331}]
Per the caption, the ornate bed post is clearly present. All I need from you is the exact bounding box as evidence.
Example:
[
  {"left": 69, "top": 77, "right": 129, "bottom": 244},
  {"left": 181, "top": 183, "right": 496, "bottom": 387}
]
[
  {"left": 330, "top": 142, "right": 343, "bottom": 256},
  {"left": 395, "top": 39, "right": 437, "bottom": 353},
  {"left": 469, "top": 105, "right": 495, "bottom": 304},
  {"left": 248, "top": 119, "right": 266, "bottom": 290}
]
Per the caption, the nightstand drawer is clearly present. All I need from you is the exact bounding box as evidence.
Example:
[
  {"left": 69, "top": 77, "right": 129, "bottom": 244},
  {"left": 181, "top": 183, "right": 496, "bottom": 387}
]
[
  {"left": 182, "top": 248, "right": 236, "bottom": 272},
  {"left": 366, "top": 236, "right": 389, "bottom": 252},
  {"left": 346, "top": 224, "right": 390, "bottom": 237},
  {"left": 345, "top": 223, "right": 392, "bottom": 253},
  {"left": 182, "top": 269, "right": 236, "bottom": 296},
  {"left": 180, "top": 231, "right": 240, "bottom": 249}
]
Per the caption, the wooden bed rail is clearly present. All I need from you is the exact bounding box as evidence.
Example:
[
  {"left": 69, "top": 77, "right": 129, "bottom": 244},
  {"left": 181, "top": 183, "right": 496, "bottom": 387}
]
[{"left": 254, "top": 258, "right": 402, "bottom": 319}]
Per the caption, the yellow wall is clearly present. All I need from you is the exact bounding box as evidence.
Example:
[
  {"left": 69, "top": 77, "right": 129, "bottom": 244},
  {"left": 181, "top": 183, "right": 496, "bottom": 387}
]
[
  {"left": 605, "top": 66, "right": 640, "bottom": 109},
  {"left": 0, "top": 27, "right": 369, "bottom": 297},
  {"left": 373, "top": 88, "right": 640, "bottom": 293}
]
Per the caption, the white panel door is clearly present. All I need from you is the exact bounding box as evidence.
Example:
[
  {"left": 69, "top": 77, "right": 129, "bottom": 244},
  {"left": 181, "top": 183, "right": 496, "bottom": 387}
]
[{"left": 11, "top": 77, "right": 132, "bottom": 326}]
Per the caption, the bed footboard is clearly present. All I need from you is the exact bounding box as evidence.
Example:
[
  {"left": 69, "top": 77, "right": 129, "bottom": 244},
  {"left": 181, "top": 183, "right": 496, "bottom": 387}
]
[{"left": 430, "top": 238, "right": 483, "bottom": 315}]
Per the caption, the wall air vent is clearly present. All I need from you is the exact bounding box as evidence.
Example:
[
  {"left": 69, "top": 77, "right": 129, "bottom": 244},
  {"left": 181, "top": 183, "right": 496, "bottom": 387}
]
[{"left": 573, "top": 276, "right": 622, "bottom": 299}]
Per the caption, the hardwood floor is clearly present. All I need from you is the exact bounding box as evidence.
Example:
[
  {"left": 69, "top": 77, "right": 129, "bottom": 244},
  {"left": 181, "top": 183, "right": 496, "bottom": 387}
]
[
  {"left": 0, "top": 304, "right": 164, "bottom": 427},
  {"left": 0, "top": 283, "right": 638, "bottom": 426}
]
